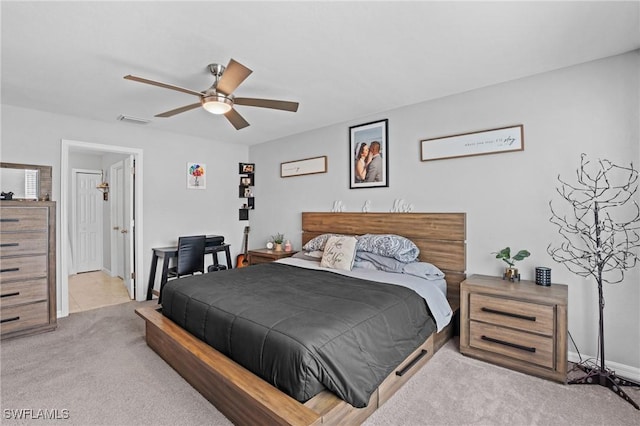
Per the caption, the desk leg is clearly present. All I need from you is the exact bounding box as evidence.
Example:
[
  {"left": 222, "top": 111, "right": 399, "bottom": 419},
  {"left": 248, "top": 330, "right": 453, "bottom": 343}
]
[
  {"left": 147, "top": 252, "right": 159, "bottom": 300},
  {"left": 225, "top": 247, "right": 232, "bottom": 269},
  {"left": 158, "top": 255, "right": 171, "bottom": 304}
]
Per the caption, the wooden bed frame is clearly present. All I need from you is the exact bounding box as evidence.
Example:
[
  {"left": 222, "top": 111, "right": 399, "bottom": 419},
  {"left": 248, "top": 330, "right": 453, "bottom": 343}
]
[{"left": 136, "top": 212, "right": 466, "bottom": 425}]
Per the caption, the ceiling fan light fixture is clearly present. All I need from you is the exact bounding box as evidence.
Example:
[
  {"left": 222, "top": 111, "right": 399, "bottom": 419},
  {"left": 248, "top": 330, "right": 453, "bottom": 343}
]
[{"left": 202, "top": 94, "right": 233, "bottom": 115}]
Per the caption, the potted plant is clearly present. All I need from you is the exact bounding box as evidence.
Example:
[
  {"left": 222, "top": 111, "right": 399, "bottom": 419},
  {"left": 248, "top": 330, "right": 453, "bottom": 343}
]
[
  {"left": 271, "top": 233, "right": 285, "bottom": 252},
  {"left": 493, "top": 247, "right": 530, "bottom": 281}
]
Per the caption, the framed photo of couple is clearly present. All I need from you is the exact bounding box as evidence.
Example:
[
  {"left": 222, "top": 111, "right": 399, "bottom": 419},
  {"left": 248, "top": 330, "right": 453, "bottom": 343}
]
[{"left": 349, "top": 119, "right": 389, "bottom": 189}]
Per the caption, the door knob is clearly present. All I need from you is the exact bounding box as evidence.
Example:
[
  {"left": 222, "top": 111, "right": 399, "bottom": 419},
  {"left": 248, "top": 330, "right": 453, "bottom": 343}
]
[
  {"left": 121, "top": 229, "right": 128, "bottom": 234},
  {"left": 113, "top": 226, "right": 120, "bottom": 230}
]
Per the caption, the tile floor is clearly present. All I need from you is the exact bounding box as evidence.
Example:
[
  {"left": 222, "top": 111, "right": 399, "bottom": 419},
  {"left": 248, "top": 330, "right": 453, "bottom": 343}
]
[{"left": 68, "top": 271, "right": 132, "bottom": 314}]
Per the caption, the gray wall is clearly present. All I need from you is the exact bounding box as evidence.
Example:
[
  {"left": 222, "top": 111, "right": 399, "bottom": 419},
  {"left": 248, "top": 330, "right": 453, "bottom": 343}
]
[{"left": 249, "top": 52, "right": 640, "bottom": 371}]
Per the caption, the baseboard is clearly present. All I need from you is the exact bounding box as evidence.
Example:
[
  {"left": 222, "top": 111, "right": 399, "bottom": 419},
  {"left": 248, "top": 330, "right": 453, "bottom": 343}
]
[{"left": 568, "top": 351, "right": 640, "bottom": 382}]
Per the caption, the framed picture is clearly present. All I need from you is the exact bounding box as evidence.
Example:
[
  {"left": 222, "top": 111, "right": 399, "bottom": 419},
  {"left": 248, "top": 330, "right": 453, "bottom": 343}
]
[
  {"left": 280, "top": 156, "right": 328, "bottom": 178},
  {"left": 420, "top": 125, "right": 524, "bottom": 162},
  {"left": 349, "top": 119, "right": 388, "bottom": 189},
  {"left": 239, "top": 163, "right": 255, "bottom": 174},
  {"left": 187, "top": 162, "right": 206, "bottom": 189},
  {"left": 240, "top": 175, "right": 254, "bottom": 186}
]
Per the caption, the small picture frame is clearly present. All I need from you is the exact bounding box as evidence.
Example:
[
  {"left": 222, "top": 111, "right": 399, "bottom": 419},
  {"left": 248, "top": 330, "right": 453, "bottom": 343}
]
[
  {"left": 239, "top": 163, "right": 255, "bottom": 174},
  {"left": 240, "top": 175, "right": 254, "bottom": 186},
  {"left": 187, "top": 162, "right": 206, "bottom": 189}
]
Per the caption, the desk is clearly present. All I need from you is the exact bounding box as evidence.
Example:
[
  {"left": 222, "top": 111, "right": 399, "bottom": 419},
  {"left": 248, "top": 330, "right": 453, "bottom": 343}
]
[{"left": 146, "top": 242, "right": 231, "bottom": 300}]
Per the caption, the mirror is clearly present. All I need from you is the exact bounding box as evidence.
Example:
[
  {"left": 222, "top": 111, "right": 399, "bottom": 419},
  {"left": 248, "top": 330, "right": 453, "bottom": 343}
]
[{"left": 1, "top": 162, "right": 52, "bottom": 201}]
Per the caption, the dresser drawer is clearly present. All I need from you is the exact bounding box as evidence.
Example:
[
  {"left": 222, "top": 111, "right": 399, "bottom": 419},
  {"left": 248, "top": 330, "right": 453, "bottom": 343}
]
[
  {"left": 0, "top": 232, "right": 48, "bottom": 256},
  {"left": 0, "top": 278, "right": 48, "bottom": 308},
  {"left": 470, "top": 293, "right": 554, "bottom": 336},
  {"left": 0, "top": 301, "right": 49, "bottom": 334},
  {"left": 470, "top": 321, "right": 554, "bottom": 369},
  {"left": 0, "top": 207, "right": 48, "bottom": 232},
  {"left": 0, "top": 255, "right": 47, "bottom": 283}
]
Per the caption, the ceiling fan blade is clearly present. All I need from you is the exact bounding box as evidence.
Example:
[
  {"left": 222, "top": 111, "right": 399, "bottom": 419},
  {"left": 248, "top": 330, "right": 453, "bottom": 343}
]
[
  {"left": 216, "top": 59, "right": 253, "bottom": 95},
  {"left": 234, "top": 97, "right": 299, "bottom": 112},
  {"left": 224, "top": 108, "right": 250, "bottom": 130},
  {"left": 155, "top": 102, "right": 201, "bottom": 118},
  {"left": 124, "top": 75, "right": 203, "bottom": 97}
]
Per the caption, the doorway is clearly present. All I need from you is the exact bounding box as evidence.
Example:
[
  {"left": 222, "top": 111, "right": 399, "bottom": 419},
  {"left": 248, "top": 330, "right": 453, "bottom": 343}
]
[{"left": 60, "top": 140, "right": 144, "bottom": 318}]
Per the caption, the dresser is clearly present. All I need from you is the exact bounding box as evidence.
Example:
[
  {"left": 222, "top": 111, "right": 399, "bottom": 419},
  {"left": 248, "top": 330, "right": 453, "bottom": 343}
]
[
  {"left": 460, "top": 274, "right": 568, "bottom": 383},
  {"left": 1, "top": 201, "right": 57, "bottom": 339}
]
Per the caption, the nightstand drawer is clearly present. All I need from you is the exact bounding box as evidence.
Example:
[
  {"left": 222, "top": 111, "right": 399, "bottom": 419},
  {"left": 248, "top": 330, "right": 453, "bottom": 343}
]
[
  {"left": 470, "top": 293, "right": 554, "bottom": 336},
  {"left": 470, "top": 321, "right": 554, "bottom": 369},
  {"left": 0, "top": 278, "right": 48, "bottom": 307},
  {"left": 0, "top": 301, "right": 49, "bottom": 334}
]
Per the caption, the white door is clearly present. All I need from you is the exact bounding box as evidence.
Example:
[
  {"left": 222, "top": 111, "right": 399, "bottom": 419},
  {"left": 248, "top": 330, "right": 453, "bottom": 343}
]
[
  {"left": 123, "top": 156, "right": 135, "bottom": 299},
  {"left": 73, "top": 170, "right": 103, "bottom": 273},
  {"left": 110, "top": 161, "right": 125, "bottom": 279}
]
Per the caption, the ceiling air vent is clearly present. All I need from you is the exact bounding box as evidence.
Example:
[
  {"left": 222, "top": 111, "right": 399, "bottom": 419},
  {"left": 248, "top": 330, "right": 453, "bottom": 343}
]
[{"left": 117, "top": 114, "right": 151, "bottom": 125}]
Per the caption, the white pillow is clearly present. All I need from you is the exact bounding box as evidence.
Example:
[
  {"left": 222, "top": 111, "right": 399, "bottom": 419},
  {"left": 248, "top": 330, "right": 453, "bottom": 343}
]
[{"left": 320, "top": 236, "right": 358, "bottom": 271}]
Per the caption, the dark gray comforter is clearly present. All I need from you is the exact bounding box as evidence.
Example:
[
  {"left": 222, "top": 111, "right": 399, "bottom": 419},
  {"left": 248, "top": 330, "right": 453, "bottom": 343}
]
[{"left": 161, "top": 262, "right": 436, "bottom": 407}]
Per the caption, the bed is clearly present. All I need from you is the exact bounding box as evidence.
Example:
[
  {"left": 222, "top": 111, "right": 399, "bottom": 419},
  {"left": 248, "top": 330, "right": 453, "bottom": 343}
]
[{"left": 136, "top": 212, "right": 466, "bottom": 425}]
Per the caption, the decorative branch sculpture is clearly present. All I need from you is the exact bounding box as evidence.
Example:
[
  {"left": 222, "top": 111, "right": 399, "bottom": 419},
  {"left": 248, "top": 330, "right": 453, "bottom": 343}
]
[{"left": 548, "top": 153, "right": 640, "bottom": 410}]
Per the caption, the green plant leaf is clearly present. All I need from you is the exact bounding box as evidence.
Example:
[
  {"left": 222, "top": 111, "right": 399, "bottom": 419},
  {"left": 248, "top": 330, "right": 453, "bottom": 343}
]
[
  {"left": 498, "top": 247, "right": 511, "bottom": 259},
  {"left": 513, "top": 250, "right": 531, "bottom": 261}
]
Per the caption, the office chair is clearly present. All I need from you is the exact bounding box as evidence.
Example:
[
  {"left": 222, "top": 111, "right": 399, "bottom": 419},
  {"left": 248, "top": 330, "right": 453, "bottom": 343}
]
[{"left": 159, "top": 235, "right": 206, "bottom": 304}]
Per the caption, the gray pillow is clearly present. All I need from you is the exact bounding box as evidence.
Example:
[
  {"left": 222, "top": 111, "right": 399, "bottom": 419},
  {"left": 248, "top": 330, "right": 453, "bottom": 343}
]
[
  {"left": 302, "top": 233, "right": 344, "bottom": 251},
  {"left": 356, "top": 234, "right": 420, "bottom": 262},
  {"left": 402, "top": 262, "right": 445, "bottom": 280},
  {"left": 355, "top": 251, "right": 407, "bottom": 273}
]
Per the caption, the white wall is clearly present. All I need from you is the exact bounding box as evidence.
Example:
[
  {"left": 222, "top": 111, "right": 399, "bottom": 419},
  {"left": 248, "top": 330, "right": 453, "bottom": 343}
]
[
  {"left": 1, "top": 106, "right": 249, "bottom": 309},
  {"left": 249, "top": 52, "right": 640, "bottom": 371}
]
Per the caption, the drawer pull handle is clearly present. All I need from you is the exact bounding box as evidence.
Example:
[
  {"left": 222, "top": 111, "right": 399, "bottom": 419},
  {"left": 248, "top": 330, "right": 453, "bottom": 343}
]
[
  {"left": 0, "top": 268, "right": 20, "bottom": 273},
  {"left": 481, "top": 307, "right": 536, "bottom": 322},
  {"left": 0, "top": 243, "right": 19, "bottom": 248},
  {"left": 0, "top": 292, "right": 20, "bottom": 298},
  {"left": 396, "top": 349, "right": 429, "bottom": 376},
  {"left": 1, "top": 316, "right": 20, "bottom": 323},
  {"left": 0, "top": 218, "right": 19, "bottom": 222},
  {"left": 481, "top": 335, "right": 536, "bottom": 353}
]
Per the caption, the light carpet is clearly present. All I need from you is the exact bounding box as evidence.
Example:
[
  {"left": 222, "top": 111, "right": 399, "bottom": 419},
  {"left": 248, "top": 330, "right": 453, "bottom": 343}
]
[{"left": 1, "top": 301, "right": 638, "bottom": 425}]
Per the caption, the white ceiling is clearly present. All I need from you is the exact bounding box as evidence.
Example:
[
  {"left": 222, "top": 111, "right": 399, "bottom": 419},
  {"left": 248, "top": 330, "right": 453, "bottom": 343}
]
[{"left": 2, "top": 1, "right": 639, "bottom": 146}]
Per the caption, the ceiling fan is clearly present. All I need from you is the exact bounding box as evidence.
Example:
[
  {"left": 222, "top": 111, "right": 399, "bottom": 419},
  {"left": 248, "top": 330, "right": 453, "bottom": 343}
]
[{"left": 124, "top": 59, "right": 299, "bottom": 130}]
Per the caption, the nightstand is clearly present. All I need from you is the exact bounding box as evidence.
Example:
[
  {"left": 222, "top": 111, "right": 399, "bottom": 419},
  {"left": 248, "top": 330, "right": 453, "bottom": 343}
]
[
  {"left": 248, "top": 249, "right": 298, "bottom": 265},
  {"left": 460, "top": 274, "right": 568, "bottom": 383}
]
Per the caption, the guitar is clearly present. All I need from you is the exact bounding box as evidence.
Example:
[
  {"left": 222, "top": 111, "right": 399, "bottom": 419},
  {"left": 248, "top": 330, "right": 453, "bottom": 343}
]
[{"left": 235, "top": 226, "right": 250, "bottom": 268}]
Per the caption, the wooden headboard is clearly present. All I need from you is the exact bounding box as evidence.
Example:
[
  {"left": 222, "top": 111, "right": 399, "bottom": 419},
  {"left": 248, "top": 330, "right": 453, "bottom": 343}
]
[{"left": 301, "top": 212, "right": 466, "bottom": 305}]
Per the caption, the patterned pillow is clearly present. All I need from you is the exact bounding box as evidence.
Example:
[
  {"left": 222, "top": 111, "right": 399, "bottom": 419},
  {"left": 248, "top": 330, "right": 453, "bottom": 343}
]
[
  {"left": 302, "top": 233, "right": 344, "bottom": 251},
  {"left": 320, "top": 236, "right": 358, "bottom": 271},
  {"left": 356, "top": 234, "right": 420, "bottom": 262}
]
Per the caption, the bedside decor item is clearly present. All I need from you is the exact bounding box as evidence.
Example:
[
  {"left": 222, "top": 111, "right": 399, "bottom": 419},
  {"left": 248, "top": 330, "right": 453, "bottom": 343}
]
[
  {"left": 362, "top": 200, "right": 371, "bottom": 213},
  {"left": 548, "top": 153, "right": 640, "bottom": 409},
  {"left": 266, "top": 241, "right": 274, "bottom": 250},
  {"left": 535, "top": 267, "right": 552, "bottom": 286},
  {"left": 420, "top": 124, "right": 524, "bottom": 162},
  {"left": 280, "top": 156, "right": 327, "bottom": 178},
  {"left": 492, "top": 246, "right": 530, "bottom": 281},
  {"left": 187, "top": 162, "right": 206, "bottom": 189},
  {"left": 284, "top": 240, "right": 292, "bottom": 252},
  {"left": 349, "top": 119, "right": 388, "bottom": 189},
  {"left": 271, "top": 233, "right": 284, "bottom": 251}
]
